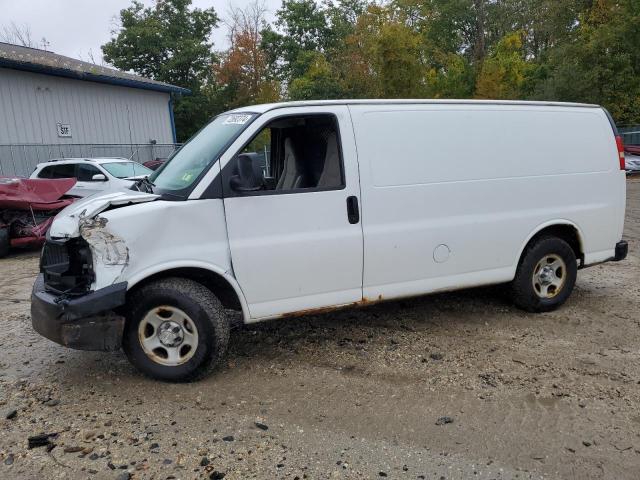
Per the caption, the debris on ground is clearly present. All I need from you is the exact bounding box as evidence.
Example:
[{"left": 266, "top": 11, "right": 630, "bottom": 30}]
[
  {"left": 27, "top": 432, "right": 57, "bottom": 449},
  {"left": 0, "top": 178, "right": 638, "bottom": 479},
  {"left": 435, "top": 416, "right": 454, "bottom": 426}
]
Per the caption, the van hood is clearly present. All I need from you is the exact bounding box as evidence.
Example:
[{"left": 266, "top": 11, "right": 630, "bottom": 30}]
[{"left": 49, "top": 189, "right": 159, "bottom": 239}]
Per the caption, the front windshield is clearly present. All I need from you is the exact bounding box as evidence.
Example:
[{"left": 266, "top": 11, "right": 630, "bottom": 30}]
[
  {"left": 102, "top": 161, "right": 153, "bottom": 179},
  {"left": 150, "top": 113, "right": 256, "bottom": 195}
]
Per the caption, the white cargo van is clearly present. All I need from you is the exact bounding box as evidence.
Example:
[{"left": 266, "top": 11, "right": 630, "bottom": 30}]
[{"left": 31, "top": 100, "right": 628, "bottom": 381}]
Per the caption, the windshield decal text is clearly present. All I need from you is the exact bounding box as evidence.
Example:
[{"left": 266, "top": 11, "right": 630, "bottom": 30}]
[{"left": 223, "top": 114, "right": 252, "bottom": 125}]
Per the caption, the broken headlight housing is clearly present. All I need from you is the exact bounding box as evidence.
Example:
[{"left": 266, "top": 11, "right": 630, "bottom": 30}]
[{"left": 40, "top": 238, "right": 94, "bottom": 295}]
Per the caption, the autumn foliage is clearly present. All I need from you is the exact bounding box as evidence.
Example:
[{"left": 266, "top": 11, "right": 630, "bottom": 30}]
[{"left": 104, "top": 0, "right": 640, "bottom": 140}]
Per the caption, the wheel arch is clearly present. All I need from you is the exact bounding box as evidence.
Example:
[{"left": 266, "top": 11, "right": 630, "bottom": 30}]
[
  {"left": 125, "top": 262, "right": 249, "bottom": 322},
  {"left": 516, "top": 220, "right": 585, "bottom": 270}
]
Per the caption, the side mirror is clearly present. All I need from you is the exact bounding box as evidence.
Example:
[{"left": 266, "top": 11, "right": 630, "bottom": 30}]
[
  {"left": 92, "top": 173, "right": 107, "bottom": 182},
  {"left": 230, "top": 154, "right": 262, "bottom": 192}
]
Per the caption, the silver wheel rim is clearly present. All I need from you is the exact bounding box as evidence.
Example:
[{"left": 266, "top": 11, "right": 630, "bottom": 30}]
[
  {"left": 532, "top": 254, "right": 566, "bottom": 299},
  {"left": 138, "top": 306, "right": 199, "bottom": 366}
]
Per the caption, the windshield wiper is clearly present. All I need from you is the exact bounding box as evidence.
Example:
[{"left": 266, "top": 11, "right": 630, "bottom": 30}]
[{"left": 132, "top": 176, "right": 155, "bottom": 194}]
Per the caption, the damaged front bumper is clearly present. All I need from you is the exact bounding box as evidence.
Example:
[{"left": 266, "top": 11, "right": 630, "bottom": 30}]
[{"left": 31, "top": 273, "right": 128, "bottom": 352}]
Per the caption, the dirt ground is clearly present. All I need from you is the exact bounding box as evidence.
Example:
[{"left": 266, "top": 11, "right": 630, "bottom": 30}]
[{"left": 0, "top": 179, "right": 639, "bottom": 480}]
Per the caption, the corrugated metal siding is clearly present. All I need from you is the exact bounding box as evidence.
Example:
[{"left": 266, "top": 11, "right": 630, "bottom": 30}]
[{"left": 0, "top": 67, "right": 173, "bottom": 145}]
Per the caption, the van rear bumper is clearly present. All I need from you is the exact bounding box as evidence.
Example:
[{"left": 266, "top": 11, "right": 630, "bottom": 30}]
[
  {"left": 30, "top": 274, "right": 127, "bottom": 352},
  {"left": 614, "top": 240, "right": 628, "bottom": 261}
]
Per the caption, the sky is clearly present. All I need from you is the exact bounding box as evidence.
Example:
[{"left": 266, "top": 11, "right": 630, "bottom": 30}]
[{"left": 1, "top": 0, "right": 281, "bottom": 65}]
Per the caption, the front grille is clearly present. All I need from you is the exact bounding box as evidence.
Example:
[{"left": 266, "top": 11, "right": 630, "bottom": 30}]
[
  {"left": 41, "top": 242, "right": 69, "bottom": 272},
  {"left": 41, "top": 240, "right": 93, "bottom": 295}
]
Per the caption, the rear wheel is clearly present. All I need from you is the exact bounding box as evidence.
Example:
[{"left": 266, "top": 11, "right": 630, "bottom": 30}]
[
  {"left": 123, "top": 277, "right": 230, "bottom": 382},
  {"left": 0, "top": 227, "right": 9, "bottom": 258},
  {"left": 511, "top": 236, "right": 577, "bottom": 312}
]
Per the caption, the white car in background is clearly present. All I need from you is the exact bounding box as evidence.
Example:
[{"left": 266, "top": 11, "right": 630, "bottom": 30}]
[
  {"left": 625, "top": 154, "right": 640, "bottom": 174},
  {"left": 30, "top": 158, "right": 153, "bottom": 197}
]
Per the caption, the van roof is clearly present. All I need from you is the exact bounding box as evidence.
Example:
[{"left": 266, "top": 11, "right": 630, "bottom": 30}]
[{"left": 231, "top": 99, "right": 601, "bottom": 114}]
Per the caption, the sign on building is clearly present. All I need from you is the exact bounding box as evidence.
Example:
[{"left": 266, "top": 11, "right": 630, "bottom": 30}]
[{"left": 56, "top": 123, "right": 72, "bottom": 137}]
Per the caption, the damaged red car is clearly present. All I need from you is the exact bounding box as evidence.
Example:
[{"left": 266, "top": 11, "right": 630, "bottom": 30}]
[{"left": 0, "top": 177, "right": 77, "bottom": 257}]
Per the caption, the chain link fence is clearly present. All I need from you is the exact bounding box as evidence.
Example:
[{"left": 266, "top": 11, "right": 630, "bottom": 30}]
[
  {"left": 2, "top": 126, "right": 638, "bottom": 178},
  {"left": 0, "top": 143, "right": 181, "bottom": 177},
  {"left": 619, "top": 126, "right": 640, "bottom": 146}
]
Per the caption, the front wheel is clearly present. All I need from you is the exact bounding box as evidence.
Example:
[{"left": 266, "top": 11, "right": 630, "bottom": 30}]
[
  {"left": 510, "top": 236, "right": 577, "bottom": 312},
  {"left": 123, "top": 277, "right": 230, "bottom": 382}
]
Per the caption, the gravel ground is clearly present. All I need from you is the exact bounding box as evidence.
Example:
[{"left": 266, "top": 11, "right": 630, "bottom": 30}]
[{"left": 1, "top": 178, "right": 639, "bottom": 480}]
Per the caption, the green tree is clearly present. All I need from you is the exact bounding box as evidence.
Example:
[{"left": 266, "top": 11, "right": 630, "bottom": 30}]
[
  {"left": 532, "top": 0, "right": 640, "bottom": 124},
  {"left": 425, "top": 53, "right": 475, "bottom": 98},
  {"left": 102, "top": 0, "right": 640, "bottom": 130},
  {"left": 324, "top": 0, "right": 369, "bottom": 51},
  {"left": 487, "top": 0, "right": 591, "bottom": 60},
  {"left": 393, "top": 0, "right": 489, "bottom": 64},
  {"left": 475, "top": 31, "right": 531, "bottom": 99},
  {"left": 376, "top": 21, "right": 425, "bottom": 97},
  {"left": 341, "top": 5, "right": 425, "bottom": 98},
  {"left": 262, "top": 0, "right": 371, "bottom": 98},
  {"left": 102, "top": 0, "right": 219, "bottom": 141},
  {"left": 289, "top": 51, "right": 344, "bottom": 100},
  {"left": 261, "top": 0, "right": 333, "bottom": 83}
]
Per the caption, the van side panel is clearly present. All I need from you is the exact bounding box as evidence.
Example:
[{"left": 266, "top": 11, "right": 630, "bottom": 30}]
[{"left": 350, "top": 104, "right": 625, "bottom": 300}]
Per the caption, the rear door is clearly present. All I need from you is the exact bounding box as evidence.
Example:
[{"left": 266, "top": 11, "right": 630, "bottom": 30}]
[
  {"left": 220, "top": 106, "right": 363, "bottom": 319},
  {"left": 37, "top": 164, "right": 79, "bottom": 194}
]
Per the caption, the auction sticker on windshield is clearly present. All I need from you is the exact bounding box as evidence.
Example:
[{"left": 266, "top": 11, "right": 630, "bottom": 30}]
[{"left": 223, "top": 114, "right": 252, "bottom": 125}]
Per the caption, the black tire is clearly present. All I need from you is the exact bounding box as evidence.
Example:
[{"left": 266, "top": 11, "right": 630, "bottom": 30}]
[
  {"left": 0, "top": 227, "right": 9, "bottom": 258},
  {"left": 510, "top": 235, "right": 577, "bottom": 313},
  {"left": 123, "top": 277, "right": 230, "bottom": 382}
]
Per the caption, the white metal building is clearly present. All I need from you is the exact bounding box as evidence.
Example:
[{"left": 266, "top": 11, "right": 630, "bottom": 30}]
[{"left": 0, "top": 42, "right": 189, "bottom": 176}]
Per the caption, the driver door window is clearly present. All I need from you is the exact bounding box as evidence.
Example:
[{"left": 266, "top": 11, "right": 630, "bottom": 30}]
[{"left": 228, "top": 114, "right": 344, "bottom": 195}]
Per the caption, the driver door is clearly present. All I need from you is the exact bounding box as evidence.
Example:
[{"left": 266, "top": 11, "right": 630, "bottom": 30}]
[{"left": 221, "top": 106, "right": 363, "bottom": 320}]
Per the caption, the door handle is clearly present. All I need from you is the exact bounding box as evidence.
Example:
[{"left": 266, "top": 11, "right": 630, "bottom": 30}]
[{"left": 346, "top": 196, "right": 360, "bottom": 224}]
